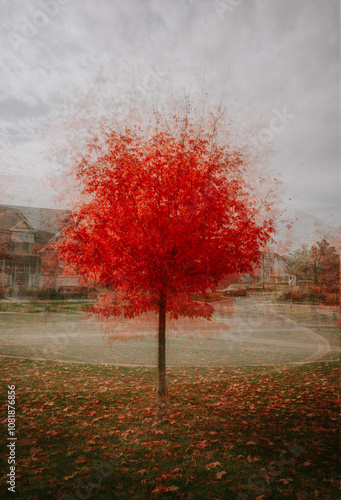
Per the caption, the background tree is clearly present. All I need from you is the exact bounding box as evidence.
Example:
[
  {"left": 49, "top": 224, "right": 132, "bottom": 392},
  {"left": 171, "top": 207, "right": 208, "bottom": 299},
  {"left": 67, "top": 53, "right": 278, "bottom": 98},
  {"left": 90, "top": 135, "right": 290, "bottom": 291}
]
[
  {"left": 56, "top": 99, "right": 278, "bottom": 399},
  {"left": 286, "top": 238, "right": 340, "bottom": 305},
  {"left": 287, "top": 238, "right": 339, "bottom": 286},
  {"left": 309, "top": 239, "right": 339, "bottom": 287},
  {"left": 286, "top": 244, "right": 312, "bottom": 282}
]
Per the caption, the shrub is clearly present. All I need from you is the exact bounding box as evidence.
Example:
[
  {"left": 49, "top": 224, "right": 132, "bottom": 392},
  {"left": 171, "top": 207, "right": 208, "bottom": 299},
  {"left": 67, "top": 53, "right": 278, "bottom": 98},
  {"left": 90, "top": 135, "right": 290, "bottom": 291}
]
[
  {"left": 37, "top": 288, "right": 60, "bottom": 300},
  {"left": 25, "top": 287, "right": 38, "bottom": 297},
  {"left": 279, "top": 285, "right": 339, "bottom": 306}
]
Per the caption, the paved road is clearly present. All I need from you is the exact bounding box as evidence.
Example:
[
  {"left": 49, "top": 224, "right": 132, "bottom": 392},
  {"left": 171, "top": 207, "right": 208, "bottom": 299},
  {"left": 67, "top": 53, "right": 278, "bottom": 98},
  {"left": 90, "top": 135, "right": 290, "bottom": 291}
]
[{"left": 0, "top": 297, "right": 339, "bottom": 366}]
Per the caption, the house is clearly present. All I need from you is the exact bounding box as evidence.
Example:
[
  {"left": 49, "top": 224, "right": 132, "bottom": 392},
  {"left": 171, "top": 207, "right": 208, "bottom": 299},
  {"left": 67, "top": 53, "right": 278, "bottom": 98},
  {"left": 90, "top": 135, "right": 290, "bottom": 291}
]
[
  {"left": 0, "top": 204, "right": 68, "bottom": 291},
  {"left": 38, "top": 229, "right": 82, "bottom": 292},
  {"left": 1, "top": 203, "right": 290, "bottom": 296},
  {"left": 253, "top": 251, "right": 288, "bottom": 283}
]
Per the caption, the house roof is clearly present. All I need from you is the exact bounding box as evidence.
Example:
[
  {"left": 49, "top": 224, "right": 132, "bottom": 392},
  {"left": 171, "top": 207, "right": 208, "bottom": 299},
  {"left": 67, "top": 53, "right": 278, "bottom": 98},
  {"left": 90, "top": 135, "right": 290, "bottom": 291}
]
[{"left": 0, "top": 205, "right": 69, "bottom": 234}]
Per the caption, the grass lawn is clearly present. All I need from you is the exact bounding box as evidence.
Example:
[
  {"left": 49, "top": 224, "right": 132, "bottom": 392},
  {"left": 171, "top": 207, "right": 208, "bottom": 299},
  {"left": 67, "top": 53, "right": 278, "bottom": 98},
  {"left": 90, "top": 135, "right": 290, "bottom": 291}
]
[
  {"left": 0, "top": 300, "right": 93, "bottom": 314},
  {"left": 0, "top": 358, "right": 339, "bottom": 499}
]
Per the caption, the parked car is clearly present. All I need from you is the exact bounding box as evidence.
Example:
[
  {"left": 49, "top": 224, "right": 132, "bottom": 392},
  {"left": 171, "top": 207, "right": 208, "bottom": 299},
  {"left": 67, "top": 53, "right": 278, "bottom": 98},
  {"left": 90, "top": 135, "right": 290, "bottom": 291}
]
[{"left": 222, "top": 284, "right": 247, "bottom": 297}]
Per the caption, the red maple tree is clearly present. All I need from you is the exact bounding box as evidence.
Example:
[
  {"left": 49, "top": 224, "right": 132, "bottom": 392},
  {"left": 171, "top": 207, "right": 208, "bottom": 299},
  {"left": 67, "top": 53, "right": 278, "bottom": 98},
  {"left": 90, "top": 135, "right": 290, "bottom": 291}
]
[{"left": 57, "top": 116, "right": 276, "bottom": 397}]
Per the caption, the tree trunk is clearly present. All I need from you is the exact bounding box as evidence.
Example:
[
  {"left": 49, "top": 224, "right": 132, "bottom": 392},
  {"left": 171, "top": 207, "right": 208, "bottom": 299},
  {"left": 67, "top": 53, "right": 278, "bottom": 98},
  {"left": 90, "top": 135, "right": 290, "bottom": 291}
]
[{"left": 157, "top": 291, "right": 167, "bottom": 397}]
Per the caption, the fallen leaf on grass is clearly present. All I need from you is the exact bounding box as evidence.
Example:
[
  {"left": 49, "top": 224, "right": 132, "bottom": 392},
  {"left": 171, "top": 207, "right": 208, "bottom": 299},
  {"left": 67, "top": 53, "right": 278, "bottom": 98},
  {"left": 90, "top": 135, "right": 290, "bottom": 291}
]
[
  {"left": 72, "top": 457, "right": 87, "bottom": 465},
  {"left": 156, "top": 474, "right": 172, "bottom": 482},
  {"left": 197, "top": 440, "right": 210, "bottom": 449},
  {"left": 205, "top": 462, "right": 222, "bottom": 470},
  {"left": 167, "top": 486, "right": 179, "bottom": 492},
  {"left": 216, "top": 470, "right": 226, "bottom": 479},
  {"left": 64, "top": 472, "right": 78, "bottom": 481},
  {"left": 152, "top": 485, "right": 179, "bottom": 495},
  {"left": 33, "top": 468, "right": 44, "bottom": 475},
  {"left": 137, "top": 469, "right": 148, "bottom": 475},
  {"left": 278, "top": 478, "right": 291, "bottom": 485}
]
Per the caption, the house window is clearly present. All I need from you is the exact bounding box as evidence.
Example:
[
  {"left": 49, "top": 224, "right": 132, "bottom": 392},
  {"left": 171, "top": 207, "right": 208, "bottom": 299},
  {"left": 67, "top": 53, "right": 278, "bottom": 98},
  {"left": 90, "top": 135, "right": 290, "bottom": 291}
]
[{"left": 23, "top": 242, "right": 29, "bottom": 253}]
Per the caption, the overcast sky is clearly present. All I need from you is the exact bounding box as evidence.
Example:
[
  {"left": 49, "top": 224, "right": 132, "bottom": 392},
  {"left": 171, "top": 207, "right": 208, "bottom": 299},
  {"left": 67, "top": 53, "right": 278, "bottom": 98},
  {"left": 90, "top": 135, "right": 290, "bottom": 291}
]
[{"left": 1, "top": 0, "right": 339, "bottom": 224}]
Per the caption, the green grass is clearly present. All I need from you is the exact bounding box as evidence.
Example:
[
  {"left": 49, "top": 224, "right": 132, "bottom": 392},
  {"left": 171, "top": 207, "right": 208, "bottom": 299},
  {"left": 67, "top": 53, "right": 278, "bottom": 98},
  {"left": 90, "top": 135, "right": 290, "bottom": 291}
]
[
  {"left": 0, "top": 300, "right": 93, "bottom": 313},
  {"left": 0, "top": 358, "right": 339, "bottom": 499}
]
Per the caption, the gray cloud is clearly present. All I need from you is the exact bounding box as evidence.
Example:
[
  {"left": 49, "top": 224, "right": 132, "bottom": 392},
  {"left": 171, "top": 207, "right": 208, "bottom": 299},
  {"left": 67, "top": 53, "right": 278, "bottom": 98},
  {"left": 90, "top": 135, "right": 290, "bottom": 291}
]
[{"left": 0, "top": 0, "right": 339, "bottom": 222}]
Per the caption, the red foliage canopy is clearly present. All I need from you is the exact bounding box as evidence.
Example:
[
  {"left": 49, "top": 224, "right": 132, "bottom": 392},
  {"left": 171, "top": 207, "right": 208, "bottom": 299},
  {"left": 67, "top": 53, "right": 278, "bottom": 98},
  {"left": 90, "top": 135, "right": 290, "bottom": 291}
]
[{"left": 58, "top": 129, "right": 274, "bottom": 320}]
